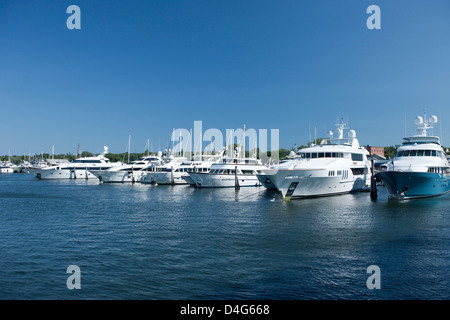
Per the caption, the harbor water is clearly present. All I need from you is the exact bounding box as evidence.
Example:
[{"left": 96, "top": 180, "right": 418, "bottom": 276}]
[{"left": 0, "top": 173, "right": 449, "bottom": 300}]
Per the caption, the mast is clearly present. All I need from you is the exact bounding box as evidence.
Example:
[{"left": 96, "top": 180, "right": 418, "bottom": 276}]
[
  {"left": 128, "top": 135, "right": 131, "bottom": 163},
  {"left": 243, "top": 124, "right": 246, "bottom": 159}
]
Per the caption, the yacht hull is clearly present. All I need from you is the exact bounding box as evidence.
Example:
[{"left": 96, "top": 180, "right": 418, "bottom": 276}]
[
  {"left": 188, "top": 172, "right": 262, "bottom": 188},
  {"left": 36, "top": 168, "right": 97, "bottom": 180},
  {"left": 267, "top": 169, "right": 369, "bottom": 199},
  {"left": 145, "top": 172, "right": 189, "bottom": 185},
  {"left": 376, "top": 171, "right": 450, "bottom": 200},
  {"left": 91, "top": 170, "right": 147, "bottom": 183}
]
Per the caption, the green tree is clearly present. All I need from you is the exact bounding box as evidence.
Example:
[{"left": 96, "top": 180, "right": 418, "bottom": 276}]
[{"left": 384, "top": 146, "right": 397, "bottom": 159}]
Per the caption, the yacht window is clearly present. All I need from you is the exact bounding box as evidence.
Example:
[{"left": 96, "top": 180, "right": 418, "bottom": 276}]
[
  {"left": 351, "top": 153, "right": 363, "bottom": 161},
  {"left": 318, "top": 152, "right": 324, "bottom": 158},
  {"left": 431, "top": 150, "right": 437, "bottom": 157},
  {"left": 397, "top": 151, "right": 404, "bottom": 157},
  {"left": 336, "top": 153, "right": 342, "bottom": 158},
  {"left": 325, "top": 153, "right": 332, "bottom": 158},
  {"left": 241, "top": 170, "right": 254, "bottom": 175},
  {"left": 425, "top": 150, "right": 431, "bottom": 157},
  {"left": 305, "top": 153, "right": 311, "bottom": 159},
  {"left": 409, "top": 150, "right": 417, "bottom": 156},
  {"left": 417, "top": 150, "right": 424, "bottom": 157},
  {"left": 311, "top": 153, "right": 318, "bottom": 159}
]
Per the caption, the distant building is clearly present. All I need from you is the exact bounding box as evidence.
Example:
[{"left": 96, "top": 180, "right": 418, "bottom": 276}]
[{"left": 365, "top": 146, "right": 385, "bottom": 158}]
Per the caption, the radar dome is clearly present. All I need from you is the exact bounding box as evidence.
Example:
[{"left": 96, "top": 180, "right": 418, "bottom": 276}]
[
  {"left": 348, "top": 130, "right": 356, "bottom": 138},
  {"left": 429, "top": 115, "right": 438, "bottom": 124},
  {"left": 415, "top": 116, "right": 424, "bottom": 125}
]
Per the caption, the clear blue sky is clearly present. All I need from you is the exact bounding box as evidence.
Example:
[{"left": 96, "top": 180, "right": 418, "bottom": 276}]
[{"left": 1, "top": 0, "right": 449, "bottom": 156}]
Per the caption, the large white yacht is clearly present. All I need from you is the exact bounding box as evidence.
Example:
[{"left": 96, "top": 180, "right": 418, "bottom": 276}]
[
  {"left": 90, "top": 154, "right": 164, "bottom": 183},
  {"left": 375, "top": 114, "right": 450, "bottom": 200},
  {"left": 257, "top": 120, "right": 371, "bottom": 200},
  {"left": 35, "top": 146, "right": 122, "bottom": 180},
  {"left": 187, "top": 148, "right": 267, "bottom": 188}
]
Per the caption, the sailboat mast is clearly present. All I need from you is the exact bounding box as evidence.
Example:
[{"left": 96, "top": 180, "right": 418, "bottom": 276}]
[{"left": 128, "top": 135, "right": 131, "bottom": 163}]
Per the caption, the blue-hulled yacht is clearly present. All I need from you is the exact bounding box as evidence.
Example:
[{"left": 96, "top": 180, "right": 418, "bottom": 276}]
[{"left": 376, "top": 114, "right": 450, "bottom": 200}]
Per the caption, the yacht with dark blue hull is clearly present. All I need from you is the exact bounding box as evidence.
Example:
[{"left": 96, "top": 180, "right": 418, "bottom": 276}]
[{"left": 376, "top": 114, "right": 450, "bottom": 200}]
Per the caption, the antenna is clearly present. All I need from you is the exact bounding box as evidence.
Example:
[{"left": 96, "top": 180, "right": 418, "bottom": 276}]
[
  {"left": 308, "top": 120, "right": 311, "bottom": 147},
  {"left": 128, "top": 135, "right": 131, "bottom": 163},
  {"left": 439, "top": 107, "right": 444, "bottom": 146},
  {"left": 404, "top": 111, "right": 407, "bottom": 136}
]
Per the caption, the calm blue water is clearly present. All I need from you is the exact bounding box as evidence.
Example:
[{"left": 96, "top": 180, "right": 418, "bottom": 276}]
[{"left": 0, "top": 173, "right": 449, "bottom": 300}]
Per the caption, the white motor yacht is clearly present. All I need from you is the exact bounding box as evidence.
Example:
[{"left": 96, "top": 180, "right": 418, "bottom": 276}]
[
  {"left": 257, "top": 120, "right": 371, "bottom": 200},
  {"left": 91, "top": 154, "right": 163, "bottom": 183},
  {"left": 140, "top": 155, "right": 188, "bottom": 185},
  {"left": 188, "top": 149, "right": 267, "bottom": 188},
  {"left": 35, "top": 146, "right": 122, "bottom": 180}
]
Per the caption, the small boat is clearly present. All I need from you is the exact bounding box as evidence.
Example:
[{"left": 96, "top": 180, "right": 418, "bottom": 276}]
[
  {"left": 0, "top": 162, "right": 15, "bottom": 174},
  {"left": 375, "top": 114, "right": 450, "bottom": 200},
  {"left": 0, "top": 151, "right": 16, "bottom": 174}
]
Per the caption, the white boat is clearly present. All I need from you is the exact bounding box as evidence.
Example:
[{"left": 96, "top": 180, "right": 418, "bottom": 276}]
[
  {"left": 0, "top": 162, "right": 14, "bottom": 174},
  {"left": 35, "top": 146, "right": 122, "bottom": 180},
  {"left": 90, "top": 154, "right": 163, "bottom": 183},
  {"left": 0, "top": 151, "right": 17, "bottom": 173},
  {"left": 375, "top": 114, "right": 450, "bottom": 200},
  {"left": 188, "top": 150, "right": 267, "bottom": 188},
  {"left": 141, "top": 151, "right": 225, "bottom": 185},
  {"left": 257, "top": 120, "right": 371, "bottom": 200},
  {"left": 140, "top": 155, "right": 188, "bottom": 185}
]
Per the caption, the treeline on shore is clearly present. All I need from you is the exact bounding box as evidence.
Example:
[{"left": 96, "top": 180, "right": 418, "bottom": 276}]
[{"left": 1, "top": 145, "right": 434, "bottom": 165}]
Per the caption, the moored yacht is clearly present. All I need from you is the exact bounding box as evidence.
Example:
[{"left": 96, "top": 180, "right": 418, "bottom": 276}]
[
  {"left": 91, "top": 154, "right": 163, "bottom": 183},
  {"left": 375, "top": 114, "right": 450, "bottom": 200},
  {"left": 257, "top": 120, "right": 371, "bottom": 200},
  {"left": 35, "top": 146, "right": 122, "bottom": 180},
  {"left": 140, "top": 155, "right": 188, "bottom": 185},
  {"left": 0, "top": 162, "right": 15, "bottom": 174},
  {"left": 188, "top": 149, "right": 267, "bottom": 188},
  {"left": 0, "top": 151, "right": 17, "bottom": 173}
]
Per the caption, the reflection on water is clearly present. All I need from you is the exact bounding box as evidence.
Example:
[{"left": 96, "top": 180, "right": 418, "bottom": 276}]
[{"left": 0, "top": 174, "right": 449, "bottom": 299}]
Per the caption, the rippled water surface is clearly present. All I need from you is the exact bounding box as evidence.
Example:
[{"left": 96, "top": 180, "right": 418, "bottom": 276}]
[{"left": 0, "top": 174, "right": 449, "bottom": 299}]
